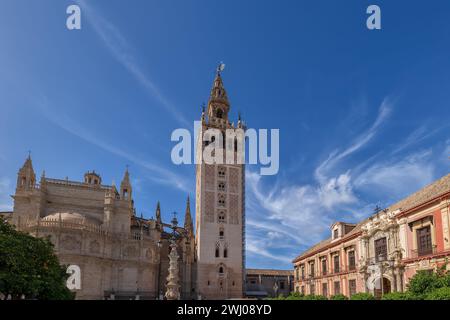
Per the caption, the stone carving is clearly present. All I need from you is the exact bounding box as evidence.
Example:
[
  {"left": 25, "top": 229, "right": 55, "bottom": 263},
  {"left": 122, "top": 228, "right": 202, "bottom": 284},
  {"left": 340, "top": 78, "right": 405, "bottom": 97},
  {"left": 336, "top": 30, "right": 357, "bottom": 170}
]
[
  {"left": 61, "top": 235, "right": 82, "bottom": 251},
  {"left": 229, "top": 194, "right": 239, "bottom": 224},
  {"left": 123, "top": 246, "right": 137, "bottom": 258},
  {"left": 229, "top": 168, "right": 239, "bottom": 193},
  {"left": 89, "top": 240, "right": 100, "bottom": 254},
  {"left": 165, "top": 241, "right": 180, "bottom": 300}
]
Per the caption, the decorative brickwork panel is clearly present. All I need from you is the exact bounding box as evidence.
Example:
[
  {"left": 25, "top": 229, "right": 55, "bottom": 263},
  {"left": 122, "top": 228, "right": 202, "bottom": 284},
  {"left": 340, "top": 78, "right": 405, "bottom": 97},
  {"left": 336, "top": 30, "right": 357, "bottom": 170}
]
[
  {"left": 229, "top": 194, "right": 239, "bottom": 224},
  {"left": 229, "top": 168, "right": 239, "bottom": 193},
  {"left": 205, "top": 165, "right": 215, "bottom": 189},
  {"left": 204, "top": 191, "right": 215, "bottom": 223}
]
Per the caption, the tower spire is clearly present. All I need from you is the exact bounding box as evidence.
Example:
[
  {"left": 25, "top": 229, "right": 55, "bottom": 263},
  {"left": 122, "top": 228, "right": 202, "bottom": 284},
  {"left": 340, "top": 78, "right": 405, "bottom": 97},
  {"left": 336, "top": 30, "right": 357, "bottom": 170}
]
[
  {"left": 207, "top": 63, "right": 230, "bottom": 122},
  {"left": 17, "top": 153, "right": 36, "bottom": 190},
  {"left": 120, "top": 166, "right": 132, "bottom": 200},
  {"left": 155, "top": 201, "right": 162, "bottom": 230},
  {"left": 184, "top": 196, "right": 193, "bottom": 236}
]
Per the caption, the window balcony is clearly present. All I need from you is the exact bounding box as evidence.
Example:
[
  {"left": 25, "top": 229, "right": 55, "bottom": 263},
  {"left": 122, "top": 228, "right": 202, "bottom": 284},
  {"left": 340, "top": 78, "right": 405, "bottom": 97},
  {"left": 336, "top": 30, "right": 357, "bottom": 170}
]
[{"left": 411, "top": 245, "right": 437, "bottom": 258}]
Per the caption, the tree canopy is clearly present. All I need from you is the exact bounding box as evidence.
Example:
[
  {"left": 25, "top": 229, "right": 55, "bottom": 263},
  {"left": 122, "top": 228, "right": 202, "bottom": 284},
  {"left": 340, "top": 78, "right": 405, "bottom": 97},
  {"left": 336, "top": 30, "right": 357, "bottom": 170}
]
[{"left": 0, "top": 219, "right": 74, "bottom": 300}]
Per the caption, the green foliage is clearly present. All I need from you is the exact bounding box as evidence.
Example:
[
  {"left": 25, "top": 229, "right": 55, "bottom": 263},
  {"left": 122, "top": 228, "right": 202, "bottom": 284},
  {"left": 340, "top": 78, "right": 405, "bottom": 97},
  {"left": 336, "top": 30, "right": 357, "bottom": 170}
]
[
  {"left": 302, "top": 294, "right": 327, "bottom": 300},
  {"left": 425, "top": 287, "right": 450, "bottom": 300},
  {"left": 330, "top": 294, "right": 348, "bottom": 300},
  {"left": 381, "top": 291, "right": 418, "bottom": 300},
  {"left": 0, "top": 220, "right": 74, "bottom": 300},
  {"left": 284, "top": 292, "right": 304, "bottom": 300},
  {"left": 350, "top": 292, "right": 375, "bottom": 300},
  {"left": 407, "top": 266, "right": 450, "bottom": 296}
]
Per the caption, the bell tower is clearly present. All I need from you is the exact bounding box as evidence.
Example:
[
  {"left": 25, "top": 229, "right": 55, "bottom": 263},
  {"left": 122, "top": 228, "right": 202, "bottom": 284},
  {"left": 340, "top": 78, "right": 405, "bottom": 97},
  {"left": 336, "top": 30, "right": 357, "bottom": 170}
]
[{"left": 195, "top": 66, "right": 245, "bottom": 299}]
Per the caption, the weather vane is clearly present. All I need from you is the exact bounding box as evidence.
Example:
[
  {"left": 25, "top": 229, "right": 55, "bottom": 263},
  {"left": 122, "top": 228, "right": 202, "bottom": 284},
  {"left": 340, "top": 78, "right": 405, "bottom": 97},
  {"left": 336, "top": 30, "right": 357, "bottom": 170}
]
[{"left": 217, "top": 62, "right": 225, "bottom": 75}]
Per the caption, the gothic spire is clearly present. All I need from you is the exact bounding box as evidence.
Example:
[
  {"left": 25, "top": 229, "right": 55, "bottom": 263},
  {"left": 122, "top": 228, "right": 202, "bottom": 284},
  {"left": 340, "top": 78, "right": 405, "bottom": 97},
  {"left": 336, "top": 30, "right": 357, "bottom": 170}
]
[
  {"left": 184, "top": 196, "right": 193, "bottom": 236},
  {"left": 155, "top": 201, "right": 162, "bottom": 224},
  {"left": 120, "top": 166, "right": 132, "bottom": 200},
  {"left": 209, "top": 71, "right": 230, "bottom": 107},
  {"left": 17, "top": 153, "right": 36, "bottom": 190}
]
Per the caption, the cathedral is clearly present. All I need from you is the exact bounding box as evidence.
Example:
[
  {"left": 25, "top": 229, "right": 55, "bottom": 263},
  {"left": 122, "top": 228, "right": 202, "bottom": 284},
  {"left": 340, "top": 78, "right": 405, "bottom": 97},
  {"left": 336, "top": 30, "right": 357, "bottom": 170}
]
[{"left": 7, "top": 70, "right": 246, "bottom": 300}]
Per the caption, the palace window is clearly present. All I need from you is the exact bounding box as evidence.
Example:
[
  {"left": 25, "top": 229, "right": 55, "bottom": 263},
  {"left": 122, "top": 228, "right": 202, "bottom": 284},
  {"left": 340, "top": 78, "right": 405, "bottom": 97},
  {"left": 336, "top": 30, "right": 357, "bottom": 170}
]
[
  {"left": 349, "top": 279, "right": 357, "bottom": 297},
  {"left": 310, "top": 283, "right": 315, "bottom": 295},
  {"left": 280, "top": 281, "right": 285, "bottom": 290},
  {"left": 333, "top": 229, "right": 339, "bottom": 239},
  {"left": 321, "top": 259, "right": 327, "bottom": 275},
  {"left": 215, "top": 247, "right": 220, "bottom": 258},
  {"left": 375, "top": 237, "right": 387, "bottom": 261},
  {"left": 322, "top": 283, "right": 328, "bottom": 297},
  {"left": 219, "top": 267, "right": 224, "bottom": 274},
  {"left": 295, "top": 267, "right": 299, "bottom": 280},
  {"left": 334, "top": 281, "right": 340, "bottom": 295},
  {"left": 333, "top": 255, "right": 340, "bottom": 273},
  {"left": 224, "top": 247, "right": 228, "bottom": 258},
  {"left": 219, "top": 229, "right": 224, "bottom": 239},
  {"left": 417, "top": 226, "right": 433, "bottom": 256},
  {"left": 348, "top": 251, "right": 356, "bottom": 271},
  {"left": 301, "top": 266, "right": 305, "bottom": 280},
  {"left": 309, "top": 261, "right": 315, "bottom": 277}
]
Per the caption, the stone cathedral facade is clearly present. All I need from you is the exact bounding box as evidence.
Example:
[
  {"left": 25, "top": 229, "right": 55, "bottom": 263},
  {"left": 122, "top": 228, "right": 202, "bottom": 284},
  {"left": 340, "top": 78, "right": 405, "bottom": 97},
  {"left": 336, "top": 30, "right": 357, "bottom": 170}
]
[{"left": 6, "top": 70, "right": 245, "bottom": 300}]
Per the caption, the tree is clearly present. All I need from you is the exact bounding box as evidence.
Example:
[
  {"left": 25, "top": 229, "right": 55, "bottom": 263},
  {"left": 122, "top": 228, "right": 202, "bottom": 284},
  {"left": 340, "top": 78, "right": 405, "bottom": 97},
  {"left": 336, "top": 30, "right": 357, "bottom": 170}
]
[
  {"left": 330, "top": 294, "right": 348, "bottom": 300},
  {"left": 349, "top": 292, "right": 375, "bottom": 300},
  {"left": 0, "top": 219, "right": 74, "bottom": 300},
  {"left": 407, "top": 266, "right": 449, "bottom": 295}
]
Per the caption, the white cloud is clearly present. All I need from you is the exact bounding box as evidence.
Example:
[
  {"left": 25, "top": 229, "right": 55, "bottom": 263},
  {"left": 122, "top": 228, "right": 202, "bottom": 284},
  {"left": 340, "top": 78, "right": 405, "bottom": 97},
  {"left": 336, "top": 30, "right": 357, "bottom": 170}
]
[
  {"left": 0, "top": 178, "right": 13, "bottom": 211},
  {"left": 245, "top": 169, "right": 360, "bottom": 266},
  {"left": 246, "top": 237, "right": 294, "bottom": 264},
  {"left": 244, "top": 96, "right": 449, "bottom": 268},
  {"left": 315, "top": 98, "right": 392, "bottom": 182},
  {"left": 76, "top": 0, "right": 189, "bottom": 127},
  {"left": 353, "top": 149, "right": 435, "bottom": 198},
  {"left": 37, "top": 97, "right": 191, "bottom": 193}
]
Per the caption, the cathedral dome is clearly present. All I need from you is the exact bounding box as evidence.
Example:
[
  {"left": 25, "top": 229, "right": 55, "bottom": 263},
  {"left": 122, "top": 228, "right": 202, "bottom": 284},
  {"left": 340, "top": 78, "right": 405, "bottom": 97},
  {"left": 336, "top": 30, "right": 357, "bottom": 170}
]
[{"left": 42, "top": 212, "right": 101, "bottom": 225}]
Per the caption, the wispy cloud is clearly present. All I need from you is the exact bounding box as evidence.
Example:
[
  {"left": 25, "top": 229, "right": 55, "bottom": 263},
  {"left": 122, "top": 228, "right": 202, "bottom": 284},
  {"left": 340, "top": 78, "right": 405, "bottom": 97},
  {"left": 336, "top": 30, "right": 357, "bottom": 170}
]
[
  {"left": 0, "top": 177, "right": 13, "bottom": 211},
  {"left": 315, "top": 98, "right": 392, "bottom": 182},
  {"left": 245, "top": 96, "right": 449, "bottom": 268},
  {"left": 37, "top": 96, "right": 191, "bottom": 193},
  {"left": 76, "top": 0, "right": 189, "bottom": 127},
  {"left": 353, "top": 149, "right": 435, "bottom": 199}
]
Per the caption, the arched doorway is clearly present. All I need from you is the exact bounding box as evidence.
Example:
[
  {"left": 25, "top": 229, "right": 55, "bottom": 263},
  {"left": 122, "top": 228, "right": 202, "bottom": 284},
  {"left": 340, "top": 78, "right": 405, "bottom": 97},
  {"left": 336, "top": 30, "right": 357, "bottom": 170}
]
[{"left": 374, "top": 277, "right": 391, "bottom": 299}]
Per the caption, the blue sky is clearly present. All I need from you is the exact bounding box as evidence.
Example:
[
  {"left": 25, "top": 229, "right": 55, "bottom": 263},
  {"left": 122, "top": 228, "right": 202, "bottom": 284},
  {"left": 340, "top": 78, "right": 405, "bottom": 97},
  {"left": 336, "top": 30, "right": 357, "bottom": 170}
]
[{"left": 0, "top": 0, "right": 449, "bottom": 269}]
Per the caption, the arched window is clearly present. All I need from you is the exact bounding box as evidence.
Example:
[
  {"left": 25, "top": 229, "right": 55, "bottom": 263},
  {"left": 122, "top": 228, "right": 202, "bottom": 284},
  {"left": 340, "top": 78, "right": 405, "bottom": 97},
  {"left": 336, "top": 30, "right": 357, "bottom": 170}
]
[
  {"left": 215, "top": 247, "right": 220, "bottom": 258},
  {"left": 219, "top": 266, "right": 224, "bottom": 274},
  {"left": 216, "top": 108, "right": 223, "bottom": 119},
  {"left": 224, "top": 248, "right": 228, "bottom": 258}
]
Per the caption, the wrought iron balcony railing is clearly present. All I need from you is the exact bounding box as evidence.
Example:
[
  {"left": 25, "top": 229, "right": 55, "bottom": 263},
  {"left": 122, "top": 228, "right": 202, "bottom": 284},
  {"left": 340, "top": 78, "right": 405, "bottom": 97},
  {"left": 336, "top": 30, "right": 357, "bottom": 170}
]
[{"left": 410, "top": 245, "right": 437, "bottom": 258}]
